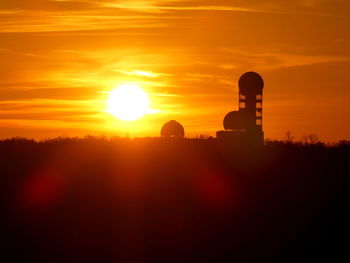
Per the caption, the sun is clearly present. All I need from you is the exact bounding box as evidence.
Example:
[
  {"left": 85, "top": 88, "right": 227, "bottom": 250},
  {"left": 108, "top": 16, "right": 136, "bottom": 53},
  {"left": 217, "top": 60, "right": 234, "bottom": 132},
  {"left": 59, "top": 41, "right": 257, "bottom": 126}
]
[{"left": 107, "top": 84, "right": 150, "bottom": 121}]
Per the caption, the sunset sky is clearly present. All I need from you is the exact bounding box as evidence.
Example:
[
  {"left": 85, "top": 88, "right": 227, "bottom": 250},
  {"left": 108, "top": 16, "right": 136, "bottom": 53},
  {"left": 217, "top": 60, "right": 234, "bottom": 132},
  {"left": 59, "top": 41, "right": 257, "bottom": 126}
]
[{"left": 0, "top": 0, "right": 349, "bottom": 141}]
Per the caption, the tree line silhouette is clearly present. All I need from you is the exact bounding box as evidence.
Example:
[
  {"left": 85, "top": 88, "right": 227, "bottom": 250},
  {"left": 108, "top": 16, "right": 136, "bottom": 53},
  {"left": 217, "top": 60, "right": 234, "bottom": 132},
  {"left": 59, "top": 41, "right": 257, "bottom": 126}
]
[{"left": 1, "top": 136, "right": 349, "bottom": 262}]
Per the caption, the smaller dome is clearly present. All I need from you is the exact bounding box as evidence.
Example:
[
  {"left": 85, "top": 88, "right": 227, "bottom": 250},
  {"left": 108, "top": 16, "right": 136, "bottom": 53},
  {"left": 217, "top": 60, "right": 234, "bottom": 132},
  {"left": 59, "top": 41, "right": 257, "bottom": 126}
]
[
  {"left": 238, "top": 72, "right": 264, "bottom": 95},
  {"left": 161, "top": 120, "right": 185, "bottom": 138},
  {"left": 223, "top": 111, "right": 248, "bottom": 130}
]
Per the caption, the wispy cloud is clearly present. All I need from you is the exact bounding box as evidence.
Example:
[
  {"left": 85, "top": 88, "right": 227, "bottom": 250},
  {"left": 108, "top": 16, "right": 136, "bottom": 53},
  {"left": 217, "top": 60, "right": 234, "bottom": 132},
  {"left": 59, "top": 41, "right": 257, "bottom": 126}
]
[
  {"left": 220, "top": 48, "right": 350, "bottom": 71},
  {"left": 0, "top": 11, "right": 169, "bottom": 32},
  {"left": 100, "top": 1, "right": 259, "bottom": 13},
  {"left": 1, "top": 0, "right": 347, "bottom": 33},
  {"left": 150, "top": 92, "right": 181, "bottom": 97},
  {"left": 0, "top": 98, "right": 102, "bottom": 123},
  {"left": 114, "top": 69, "right": 173, "bottom": 78}
]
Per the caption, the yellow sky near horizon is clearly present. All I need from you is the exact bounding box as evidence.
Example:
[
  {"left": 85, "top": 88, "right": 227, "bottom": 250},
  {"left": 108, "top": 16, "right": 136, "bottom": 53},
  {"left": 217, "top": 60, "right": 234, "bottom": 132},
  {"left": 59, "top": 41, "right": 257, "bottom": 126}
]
[{"left": 0, "top": 0, "right": 350, "bottom": 141}]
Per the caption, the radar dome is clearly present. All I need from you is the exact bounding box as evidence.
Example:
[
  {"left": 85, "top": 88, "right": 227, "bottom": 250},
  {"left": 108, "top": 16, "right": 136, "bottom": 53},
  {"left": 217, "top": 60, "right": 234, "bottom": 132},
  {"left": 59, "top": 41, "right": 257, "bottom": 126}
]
[
  {"left": 223, "top": 111, "right": 249, "bottom": 130},
  {"left": 161, "top": 120, "right": 185, "bottom": 138},
  {"left": 238, "top": 72, "right": 264, "bottom": 95}
]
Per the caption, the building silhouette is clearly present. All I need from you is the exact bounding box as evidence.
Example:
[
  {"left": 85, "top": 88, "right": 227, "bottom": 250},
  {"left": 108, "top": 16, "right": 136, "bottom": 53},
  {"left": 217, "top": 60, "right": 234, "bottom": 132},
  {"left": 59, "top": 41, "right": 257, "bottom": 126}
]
[
  {"left": 161, "top": 120, "right": 185, "bottom": 138},
  {"left": 217, "top": 72, "right": 264, "bottom": 145}
]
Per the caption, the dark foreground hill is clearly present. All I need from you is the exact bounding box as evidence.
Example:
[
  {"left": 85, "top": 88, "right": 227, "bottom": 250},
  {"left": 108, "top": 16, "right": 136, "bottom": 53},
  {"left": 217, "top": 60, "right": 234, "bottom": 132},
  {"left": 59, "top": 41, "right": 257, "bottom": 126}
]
[{"left": 1, "top": 137, "right": 349, "bottom": 262}]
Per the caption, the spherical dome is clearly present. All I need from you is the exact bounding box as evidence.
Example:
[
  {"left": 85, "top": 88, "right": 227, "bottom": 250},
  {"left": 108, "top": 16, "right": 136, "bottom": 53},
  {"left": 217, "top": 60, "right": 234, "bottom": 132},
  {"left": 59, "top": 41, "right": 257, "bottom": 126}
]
[
  {"left": 223, "top": 111, "right": 248, "bottom": 130},
  {"left": 238, "top": 72, "right": 264, "bottom": 95},
  {"left": 161, "top": 120, "right": 185, "bottom": 138}
]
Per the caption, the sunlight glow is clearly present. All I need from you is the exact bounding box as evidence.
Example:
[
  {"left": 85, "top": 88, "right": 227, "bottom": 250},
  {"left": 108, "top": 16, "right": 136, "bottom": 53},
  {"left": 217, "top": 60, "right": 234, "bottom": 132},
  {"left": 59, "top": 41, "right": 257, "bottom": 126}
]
[{"left": 107, "top": 84, "right": 151, "bottom": 121}]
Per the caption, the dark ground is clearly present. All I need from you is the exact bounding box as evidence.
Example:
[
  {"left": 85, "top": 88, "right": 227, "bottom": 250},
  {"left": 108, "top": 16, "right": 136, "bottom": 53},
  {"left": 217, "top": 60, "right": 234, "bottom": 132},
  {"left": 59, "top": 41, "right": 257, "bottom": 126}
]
[{"left": 1, "top": 137, "right": 349, "bottom": 262}]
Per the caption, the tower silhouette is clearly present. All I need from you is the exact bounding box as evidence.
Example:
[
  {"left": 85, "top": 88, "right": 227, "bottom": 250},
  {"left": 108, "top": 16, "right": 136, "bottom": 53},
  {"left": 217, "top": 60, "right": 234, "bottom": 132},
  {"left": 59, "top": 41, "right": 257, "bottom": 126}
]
[{"left": 217, "top": 72, "right": 264, "bottom": 145}]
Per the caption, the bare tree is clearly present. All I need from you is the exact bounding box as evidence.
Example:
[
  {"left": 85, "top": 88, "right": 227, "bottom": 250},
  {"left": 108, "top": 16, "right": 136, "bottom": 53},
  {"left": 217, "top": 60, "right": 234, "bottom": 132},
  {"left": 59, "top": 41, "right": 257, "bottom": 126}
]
[
  {"left": 285, "top": 131, "right": 294, "bottom": 143},
  {"left": 301, "top": 133, "right": 319, "bottom": 144},
  {"left": 308, "top": 134, "right": 319, "bottom": 144}
]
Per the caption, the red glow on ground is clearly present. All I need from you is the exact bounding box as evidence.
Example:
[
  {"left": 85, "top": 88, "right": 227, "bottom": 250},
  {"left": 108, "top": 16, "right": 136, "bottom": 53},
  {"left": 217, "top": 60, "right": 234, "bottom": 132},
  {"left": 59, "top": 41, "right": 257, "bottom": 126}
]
[
  {"left": 18, "top": 168, "right": 63, "bottom": 211},
  {"left": 195, "top": 168, "right": 236, "bottom": 208}
]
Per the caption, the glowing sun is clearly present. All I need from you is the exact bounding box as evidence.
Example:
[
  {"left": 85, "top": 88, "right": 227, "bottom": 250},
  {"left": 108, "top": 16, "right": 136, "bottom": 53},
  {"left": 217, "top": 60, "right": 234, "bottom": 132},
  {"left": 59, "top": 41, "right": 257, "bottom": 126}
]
[{"left": 107, "top": 84, "right": 150, "bottom": 121}]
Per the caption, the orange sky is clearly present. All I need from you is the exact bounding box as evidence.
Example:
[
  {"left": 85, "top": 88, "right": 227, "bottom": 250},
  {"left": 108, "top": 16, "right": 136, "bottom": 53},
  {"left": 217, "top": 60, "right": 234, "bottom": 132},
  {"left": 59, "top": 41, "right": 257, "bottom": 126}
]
[{"left": 0, "top": 0, "right": 349, "bottom": 141}]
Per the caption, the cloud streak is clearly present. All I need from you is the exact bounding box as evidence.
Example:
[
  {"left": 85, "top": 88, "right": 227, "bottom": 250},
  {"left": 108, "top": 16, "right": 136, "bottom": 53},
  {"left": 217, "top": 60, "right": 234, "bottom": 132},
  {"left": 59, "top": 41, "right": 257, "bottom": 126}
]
[
  {"left": 0, "top": 11, "right": 170, "bottom": 32},
  {"left": 1, "top": 0, "right": 347, "bottom": 33},
  {"left": 220, "top": 48, "right": 350, "bottom": 71}
]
